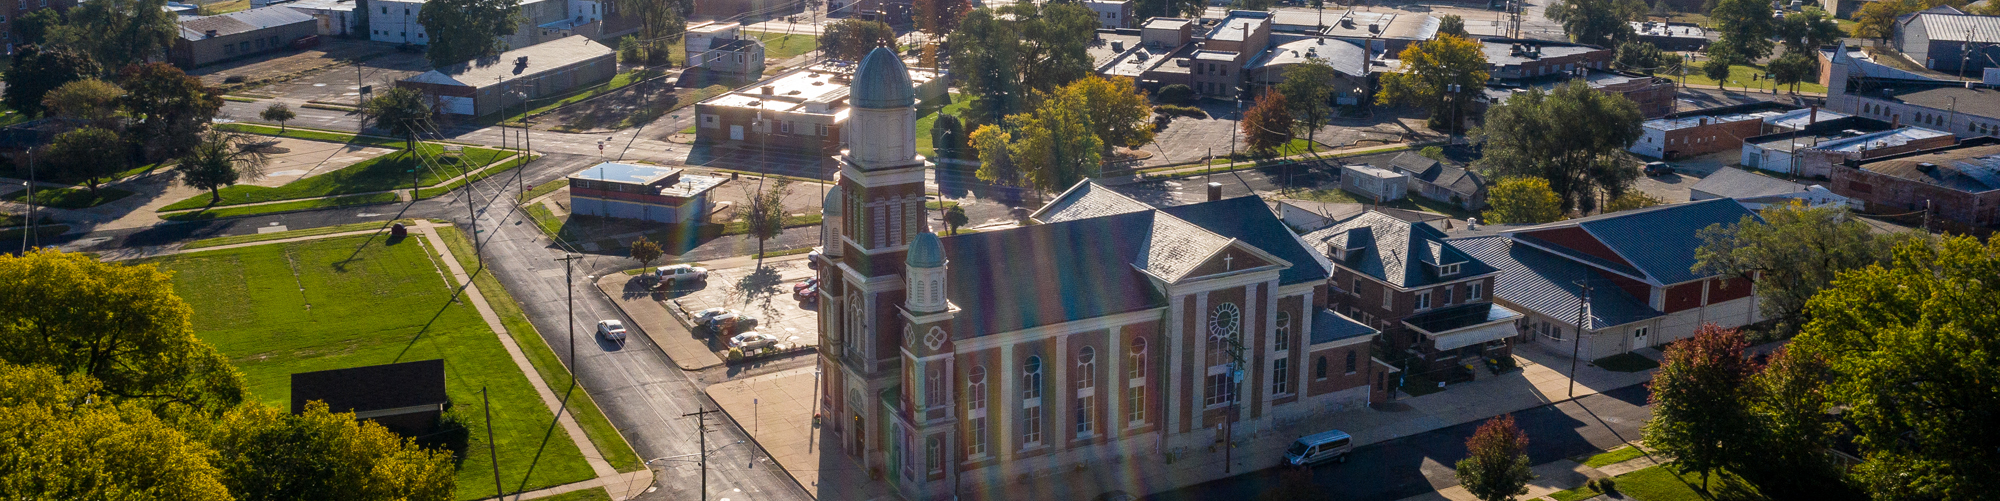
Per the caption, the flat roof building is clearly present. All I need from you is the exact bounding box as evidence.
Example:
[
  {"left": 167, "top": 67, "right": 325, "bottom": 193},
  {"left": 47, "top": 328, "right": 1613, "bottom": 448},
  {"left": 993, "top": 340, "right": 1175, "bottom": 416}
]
[
  {"left": 171, "top": 6, "right": 317, "bottom": 68},
  {"left": 398, "top": 37, "right": 616, "bottom": 116},
  {"left": 693, "top": 60, "right": 944, "bottom": 154},
  {"left": 567, "top": 162, "right": 727, "bottom": 224},
  {"left": 291, "top": 359, "right": 448, "bottom": 437},
  {"left": 1630, "top": 21, "right": 1707, "bottom": 51},
  {"left": 1833, "top": 138, "right": 2000, "bottom": 227}
]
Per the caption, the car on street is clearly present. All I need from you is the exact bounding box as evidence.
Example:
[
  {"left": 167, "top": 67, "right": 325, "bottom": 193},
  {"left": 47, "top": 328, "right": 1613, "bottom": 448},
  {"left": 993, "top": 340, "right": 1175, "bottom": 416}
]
[
  {"left": 596, "top": 320, "right": 629, "bottom": 342},
  {"left": 728, "top": 331, "right": 779, "bottom": 350},
  {"left": 1643, "top": 161, "right": 1675, "bottom": 176},
  {"left": 1284, "top": 429, "right": 1353, "bottom": 467},
  {"left": 691, "top": 307, "right": 735, "bottom": 326},
  {"left": 807, "top": 247, "right": 823, "bottom": 269},
  {"left": 655, "top": 264, "right": 709, "bottom": 287},
  {"left": 793, "top": 277, "right": 820, "bottom": 294},
  {"left": 796, "top": 284, "right": 819, "bottom": 303}
]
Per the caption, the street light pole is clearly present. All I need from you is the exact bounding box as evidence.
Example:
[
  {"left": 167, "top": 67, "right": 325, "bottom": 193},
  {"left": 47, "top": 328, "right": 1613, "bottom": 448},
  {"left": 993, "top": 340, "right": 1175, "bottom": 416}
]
[
  {"left": 556, "top": 254, "right": 583, "bottom": 385},
  {"left": 1569, "top": 280, "right": 1591, "bottom": 399}
]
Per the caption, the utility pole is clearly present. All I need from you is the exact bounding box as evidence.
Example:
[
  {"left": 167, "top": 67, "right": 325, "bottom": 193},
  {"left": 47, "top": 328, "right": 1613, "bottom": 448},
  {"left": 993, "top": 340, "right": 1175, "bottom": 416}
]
[
  {"left": 685, "top": 407, "right": 721, "bottom": 501},
  {"left": 484, "top": 386, "right": 504, "bottom": 500},
  {"left": 22, "top": 148, "right": 34, "bottom": 250},
  {"left": 1569, "top": 280, "right": 1591, "bottom": 399},
  {"left": 1922, "top": 199, "right": 1931, "bottom": 233},
  {"left": 556, "top": 254, "right": 583, "bottom": 384},
  {"left": 1222, "top": 330, "right": 1246, "bottom": 474}
]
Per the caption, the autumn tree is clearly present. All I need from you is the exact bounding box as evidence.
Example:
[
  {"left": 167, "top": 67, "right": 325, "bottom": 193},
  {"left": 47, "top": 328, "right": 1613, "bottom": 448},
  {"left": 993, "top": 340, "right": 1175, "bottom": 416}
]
[
  {"left": 1241, "top": 91, "right": 1293, "bottom": 157},
  {"left": 1794, "top": 235, "right": 2000, "bottom": 497},
  {"left": 1010, "top": 90, "right": 1103, "bottom": 192},
  {"left": 1456, "top": 414, "right": 1536, "bottom": 501},
  {"left": 260, "top": 103, "right": 297, "bottom": 132},
  {"left": 970, "top": 123, "right": 1020, "bottom": 186},
  {"left": 177, "top": 130, "right": 271, "bottom": 204},
  {"left": 120, "top": 62, "right": 223, "bottom": 161},
  {"left": 1644, "top": 324, "right": 1760, "bottom": 491},
  {"left": 741, "top": 180, "right": 793, "bottom": 260},
  {"left": 1378, "top": 35, "right": 1489, "bottom": 133},
  {"left": 1693, "top": 203, "right": 1909, "bottom": 336},
  {"left": 1602, "top": 191, "right": 1662, "bottom": 212},
  {"left": 1065, "top": 76, "right": 1155, "bottom": 152},
  {"left": 42, "top": 78, "right": 124, "bottom": 126},
  {"left": 630, "top": 236, "right": 664, "bottom": 267},
  {"left": 0, "top": 364, "right": 233, "bottom": 501},
  {"left": 1850, "top": 0, "right": 1912, "bottom": 41},
  {"left": 820, "top": 19, "right": 898, "bottom": 62},
  {"left": 43, "top": 127, "right": 125, "bottom": 196},
  {"left": 3, "top": 44, "right": 101, "bottom": 116},
  {"left": 1613, "top": 41, "right": 1683, "bottom": 75},
  {"left": 1476, "top": 79, "right": 1643, "bottom": 211},
  {"left": 1276, "top": 58, "right": 1339, "bottom": 148},
  {"left": 1481, "top": 177, "right": 1564, "bottom": 224}
]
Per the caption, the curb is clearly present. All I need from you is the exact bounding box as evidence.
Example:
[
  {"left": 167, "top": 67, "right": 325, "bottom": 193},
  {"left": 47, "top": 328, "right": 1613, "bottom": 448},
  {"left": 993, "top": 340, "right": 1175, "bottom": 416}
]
[{"left": 589, "top": 277, "right": 724, "bottom": 372}]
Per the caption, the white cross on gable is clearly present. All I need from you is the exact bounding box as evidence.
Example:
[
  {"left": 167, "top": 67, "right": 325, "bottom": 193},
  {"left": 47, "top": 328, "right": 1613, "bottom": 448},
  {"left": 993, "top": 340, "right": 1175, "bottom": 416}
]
[{"left": 1224, "top": 254, "right": 1233, "bottom": 271}]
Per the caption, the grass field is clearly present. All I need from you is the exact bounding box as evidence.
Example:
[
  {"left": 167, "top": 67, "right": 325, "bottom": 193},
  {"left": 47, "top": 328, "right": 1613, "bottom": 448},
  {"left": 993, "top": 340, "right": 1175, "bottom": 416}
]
[
  {"left": 498, "top": 70, "right": 664, "bottom": 125},
  {"left": 416, "top": 154, "right": 538, "bottom": 199},
  {"left": 1580, "top": 445, "right": 1649, "bottom": 468},
  {"left": 1673, "top": 63, "right": 1828, "bottom": 94},
  {"left": 914, "top": 93, "right": 971, "bottom": 159},
  {"left": 2, "top": 186, "right": 135, "bottom": 209},
  {"left": 182, "top": 220, "right": 415, "bottom": 249},
  {"left": 1549, "top": 464, "right": 1767, "bottom": 501},
  {"left": 158, "top": 147, "right": 514, "bottom": 211},
  {"left": 215, "top": 123, "right": 409, "bottom": 149},
  {"left": 148, "top": 235, "right": 597, "bottom": 499},
  {"left": 752, "top": 32, "right": 819, "bottom": 60},
  {"left": 160, "top": 193, "right": 401, "bottom": 221},
  {"left": 518, "top": 178, "right": 569, "bottom": 203},
  {"left": 433, "top": 228, "right": 644, "bottom": 472}
]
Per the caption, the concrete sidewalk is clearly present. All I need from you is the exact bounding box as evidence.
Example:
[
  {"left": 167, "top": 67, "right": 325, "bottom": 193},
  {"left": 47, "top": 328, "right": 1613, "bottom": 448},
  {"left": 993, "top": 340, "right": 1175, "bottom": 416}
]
[{"left": 705, "top": 366, "right": 898, "bottom": 501}]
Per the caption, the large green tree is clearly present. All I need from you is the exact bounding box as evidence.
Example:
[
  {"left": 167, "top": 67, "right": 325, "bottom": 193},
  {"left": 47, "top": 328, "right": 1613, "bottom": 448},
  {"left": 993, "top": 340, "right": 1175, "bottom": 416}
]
[
  {"left": 119, "top": 62, "right": 224, "bottom": 162},
  {"left": 13, "top": 7, "right": 62, "bottom": 46},
  {"left": 1545, "top": 0, "right": 1644, "bottom": 47},
  {"left": 1437, "top": 14, "right": 1468, "bottom": 37},
  {"left": 610, "top": 0, "right": 686, "bottom": 65},
  {"left": 1767, "top": 52, "right": 1819, "bottom": 94},
  {"left": 1066, "top": 76, "right": 1155, "bottom": 152},
  {"left": 947, "top": 3, "right": 1098, "bottom": 123},
  {"left": 1475, "top": 79, "right": 1643, "bottom": 211},
  {"left": 202, "top": 402, "right": 458, "bottom": 501},
  {"left": 41, "top": 78, "right": 124, "bottom": 127},
  {"left": 1851, "top": 0, "right": 1917, "bottom": 41},
  {"left": 361, "top": 87, "right": 433, "bottom": 151},
  {"left": 1795, "top": 235, "right": 2000, "bottom": 497},
  {"left": 418, "top": 0, "right": 523, "bottom": 67},
  {"left": 1010, "top": 90, "right": 1102, "bottom": 193},
  {"left": 819, "top": 19, "right": 897, "bottom": 62},
  {"left": 48, "top": 0, "right": 176, "bottom": 71},
  {"left": 1481, "top": 177, "right": 1564, "bottom": 224},
  {"left": 1778, "top": 6, "right": 1843, "bottom": 55},
  {"left": 1455, "top": 414, "right": 1536, "bottom": 501},
  {"left": 0, "top": 364, "right": 234, "bottom": 501},
  {"left": 1692, "top": 203, "right": 1910, "bottom": 336},
  {"left": 2, "top": 44, "right": 102, "bottom": 116},
  {"left": 1377, "top": 35, "right": 1489, "bottom": 133},
  {"left": 43, "top": 126, "right": 125, "bottom": 196},
  {"left": 740, "top": 180, "right": 793, "bottom": 260},
  {"left": 1276, "top": 58, "right": 1338, "bottom": 149},
  {"left": 1644, "top": 324, "right": 1761, "bottom": 491},
  {"left": 177, "top": 130, "right": 271, "bottom": 204},
  {"left": 1706, "top": 0, "right": 1778, "bottom": 64},
  {"left": 1613, "top": 41, "right": 1683, "bottom": 75},
  {"left": 1740, "top": 347, "right": 1859, "bottom": 498},
  {"left": 0, "top": 249, "right": 246, "bottom": 412}
]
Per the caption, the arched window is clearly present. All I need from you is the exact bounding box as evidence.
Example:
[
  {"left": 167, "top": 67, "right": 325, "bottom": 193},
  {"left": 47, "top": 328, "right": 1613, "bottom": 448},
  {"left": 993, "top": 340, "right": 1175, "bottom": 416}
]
[
  {"left": 1022, "top": 356, "right": 1044, "bottom": 446},
  {"left": 1022, "top": 356, "right": 1042, "bottom": 400},
  {"left": 1315, "top": 356, "right": 1328, "bottom": 380},
  {"left": 1128, "top": 338, "right": 1147, "bottom": 381},
  {"left": 1076, "top": 347, "right": 1096, "bottom": 391},
  {"left": 925, "top": 366, "right": 943, "bottom": 408},
  {"left": 1345, "top": 351, "right": 1358, "bottom": 375},
  {"left": 1128, "top": 338, "right": 1147, "bottom": 425},
  {"left": 1275, "top": 312, "right": 1291, "bottom": 352},
  {"left": 966, "top": 366, "right": 987, "bottom": 457}
]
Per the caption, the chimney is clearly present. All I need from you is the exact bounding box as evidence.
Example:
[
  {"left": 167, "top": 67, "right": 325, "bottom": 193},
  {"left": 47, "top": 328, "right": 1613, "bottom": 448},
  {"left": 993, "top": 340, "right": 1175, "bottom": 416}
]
[
  {"left": 1207, "top": 182, "right": 1223, "bottom": 202},
  {"left": 761, "top": 85, "right": 774, "bottom": 95},
  {"left": 1892, "top": 114, "right": 1900, "bottom": 128},
  {"left": 1809, "top": 105, "right": 1818, "bottom": 125},
  {"left": 205, "top": 30, "right": 218, "bottom": 38},
  {"left": 1699, "top": 117, "right": 1708, "bottom": 126}
]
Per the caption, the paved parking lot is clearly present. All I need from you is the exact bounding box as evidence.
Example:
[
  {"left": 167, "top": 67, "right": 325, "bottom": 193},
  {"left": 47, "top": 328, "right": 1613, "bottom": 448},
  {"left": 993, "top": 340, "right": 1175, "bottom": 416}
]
[
  {"left": 663, "top": 257, "right": 821, "bottom": 354},
  {"left": 1629, "top": 150, "right": 1735, "bottom": 203},
  {"left": 248, "top": 47, "right": 433, "bottom": 103}
]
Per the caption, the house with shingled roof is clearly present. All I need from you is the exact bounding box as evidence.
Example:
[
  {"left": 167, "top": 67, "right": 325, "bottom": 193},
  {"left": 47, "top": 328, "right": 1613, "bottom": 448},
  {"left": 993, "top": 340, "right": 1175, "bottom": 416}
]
[
  {"left": 1300, "top": 211, "right": 1523, "bottom": 376},
  {"left": 1444, "top": 199, "right": 1764, "bottom": 359}
]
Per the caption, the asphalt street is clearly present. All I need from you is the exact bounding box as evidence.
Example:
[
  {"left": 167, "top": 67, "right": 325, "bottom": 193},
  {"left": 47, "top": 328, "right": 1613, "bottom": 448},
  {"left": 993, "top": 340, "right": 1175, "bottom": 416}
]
[{"left": 1147, "top": 384, "right": 1655, "bottom": 501}]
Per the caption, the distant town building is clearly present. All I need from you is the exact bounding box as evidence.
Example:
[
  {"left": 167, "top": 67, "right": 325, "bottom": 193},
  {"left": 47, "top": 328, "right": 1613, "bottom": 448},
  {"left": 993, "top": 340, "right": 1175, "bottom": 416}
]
[
  {"left": 1304, "top": 212, "right": 1522, "bottom": 374},
  {"left": 566, "top": 162, "right": 726, "bottom": 224},
  {"left": 290, "top": 359, "right": 449, "bottom": 437},
  {"left": 1082, "top": 0, "right": 1133, "bottom": 29},
  {"left": 1893, "top": 5, "right": 2000, "bottom": 74},
  {"left": 1479, "top": 38, "right": 1611, "bottom": 83},
  {"left": 1629, "top": 21, "right": 1706, "bottom": 52},
  {"left": 1742, "top": 120, "right": 1956, "bottom": 177},
  {"left": 1824, "top": 44, "right": 2000, "bottom": 139},
  {"left": 396, "top": 38, "right": 617, "bottom": 116},
  {"left": 171, "top": 6, "right": 317, "bottom": 68},
  {"left": 1247, "top": 37, "right": 1372, "bottom": 104},
  {"left": 276, "top": 0, "right": 361, "bottom": 36},
  {"left": 1689, "top": 167, "right": 1857, "bottom": 210},
  {"left": 537, "top": 0, "right": 604, "bottom": 39},
  {"left": 1340, "top": 164, "right": 1409, "bottom": 202},
  {"left": 1387, "top": 152, "right": 1487, "bottom": 210},
  {"left": 368, "top": 0, "right": 570, "bottom": 47},
  {"left": 1191, "top": 11, "right": 1273, "bottom": 99},
  {"left": 1832, "top": 137, "right": 2000, "bottom": 226},
  {"left": 1628, "top": 102, "right": 1803, "bottom": 160},
  {"left": 683, "top": 21, "right": 766, "bottom": 83},
  {"left": 1314, "top": 8, "right": 1438, "bottom": 56},
  {"left": 692, "top": 60, "right": 944, "bottom": 154}
]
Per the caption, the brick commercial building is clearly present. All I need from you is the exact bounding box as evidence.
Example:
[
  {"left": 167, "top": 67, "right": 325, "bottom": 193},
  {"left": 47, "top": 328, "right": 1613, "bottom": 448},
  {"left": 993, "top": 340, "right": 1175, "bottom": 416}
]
[
  {"left": 565, "top": 162, "right": 726, "bottom": 224},
  {"left": 171, "top": 6, "right": 317, "bottom": 68},
  {"left": 693, "top": 60, "right": 944, "bottom": 154},
  {"left": 1631, "top": 110, "right": 1782, "bottom": 159},
  {"left": 1629, "top": 21, "right": 1706, "bottom": 51},
  {"left": 1480, "top": 38, "right": 1611, "bottom": 83},
  {"left": 813, "top": 47, "right": 1392, "bottom": 501},
  {"left": 1832, "top": 138, "right": 2000, "bottom": 227},
  {"left": 396, "top": 37, "right": 616, "bottom": 116}
]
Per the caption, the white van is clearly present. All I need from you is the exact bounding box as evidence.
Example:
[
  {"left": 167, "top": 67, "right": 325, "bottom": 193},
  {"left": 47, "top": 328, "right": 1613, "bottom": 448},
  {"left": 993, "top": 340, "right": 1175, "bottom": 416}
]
[{"left": 1284, "top": 430, "right": 1353, "bottom": 467}]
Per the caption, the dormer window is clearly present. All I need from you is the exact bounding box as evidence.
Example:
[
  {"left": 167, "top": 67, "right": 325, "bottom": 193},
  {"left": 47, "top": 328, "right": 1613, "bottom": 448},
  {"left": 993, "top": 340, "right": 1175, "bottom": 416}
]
[
  {"left": 1330, "top": 246, "right": 1347, "bottom": 261},
  {"left": 1438, "top": 263, "right": 1461, "bottom": 276}
]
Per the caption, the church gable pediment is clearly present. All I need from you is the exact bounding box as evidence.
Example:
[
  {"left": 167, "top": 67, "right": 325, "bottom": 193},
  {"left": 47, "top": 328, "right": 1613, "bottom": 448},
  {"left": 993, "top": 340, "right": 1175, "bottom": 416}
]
[{"left": 1176, "top": 241, "right": 1290, "bottom": 283}]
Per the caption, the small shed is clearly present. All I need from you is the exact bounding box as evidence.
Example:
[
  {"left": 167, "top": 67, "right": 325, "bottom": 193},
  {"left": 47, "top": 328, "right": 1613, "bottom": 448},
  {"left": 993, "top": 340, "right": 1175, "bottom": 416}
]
[
  {"left": 1340, "top": 163, "right": 1409, "bottom": 203},
  {"left": 291, "top": 359, "right": 448, "bottom": 436}
]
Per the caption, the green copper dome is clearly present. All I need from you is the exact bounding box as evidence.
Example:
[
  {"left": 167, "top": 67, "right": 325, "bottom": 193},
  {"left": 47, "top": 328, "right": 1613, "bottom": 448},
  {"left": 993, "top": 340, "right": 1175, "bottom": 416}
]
[
  {"left": 849, "top": 47, "right": 916, "bottom": 110},
  {"left": 906, "top": 231, "right": 944, "bottom": 268},
  {"left": 821, "top": 185, "right": 842, "bottom": 216}
]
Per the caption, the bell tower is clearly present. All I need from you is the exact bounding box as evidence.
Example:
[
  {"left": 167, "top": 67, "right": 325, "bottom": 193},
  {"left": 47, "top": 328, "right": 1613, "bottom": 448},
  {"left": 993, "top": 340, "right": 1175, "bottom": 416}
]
[{"left": 835, "top": 46, "right": 930, "bottom": 276}]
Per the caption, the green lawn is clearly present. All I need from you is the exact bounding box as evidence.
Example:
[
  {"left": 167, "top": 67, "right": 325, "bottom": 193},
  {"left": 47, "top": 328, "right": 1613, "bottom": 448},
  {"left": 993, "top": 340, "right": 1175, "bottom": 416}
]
[
  {"left": 498, "top": 69, "right": 664, "bottom": 125},
  {"left": 752, "top": 32, "right": 819, "bottom": 60},
  {"left": 518, "top": 178, "right": 569, "bottom": 203},
  {"left": 160, "top": 193, "right": 402, "bottom": 221},
  {"left": 182, "top": 220, "right": 415, "bottom": 249},
  {"left": 1547, "top": 464, "right": 1768, "bottom": 501},
  {"left": 158, "top": 146, "right": 514, "bottom": 211},
  {"left": 2, "top": 186, "right": 135, "bottom": 209},
  {"left": 0, "top": 224, "right": 67, "bottom": 241},
  {"left": 1674, "top": 63, "right": 1828, "bottom": 94},
  {"left": 914, "top": 93, "right": 971, "bottom": 159},
  {"left": 215, "top": 123, "right": 409, "bottom": 149},
  {"left": 147, "top": 235, "right": 596, "bottom": 499},
  {"left": 433, "top": 227, "right": 644, "bottom": 473},
  {"left": 1580, "top": 445, "right": 1650, "bottom": 468},
  {"left": 416, "top": 154, "right": 538, "bottom": 199},
  {"left": 534, "top": 489, "right": 611, "bottom": 501}
]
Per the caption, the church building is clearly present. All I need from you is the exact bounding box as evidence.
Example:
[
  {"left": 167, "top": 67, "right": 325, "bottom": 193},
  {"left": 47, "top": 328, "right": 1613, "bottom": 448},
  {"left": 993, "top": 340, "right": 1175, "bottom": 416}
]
[{"left": 813, "top": 47, "right": 1394, "bottom": 500}]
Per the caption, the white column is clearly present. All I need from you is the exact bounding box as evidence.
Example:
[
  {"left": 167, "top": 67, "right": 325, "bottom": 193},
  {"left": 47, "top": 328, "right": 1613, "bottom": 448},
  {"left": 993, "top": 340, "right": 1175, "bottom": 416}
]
[
  {"left": 999, "top": 343, "right": 1015, "bottom": 457},
  {"left": 1191, "top": 291, "right": 1210, "bottom": 427},
  {"left": 1107, "top": 326, "right": 1123, "bottom": 434},
  {"left": 1165, "top": 294, "right": 1185, "bottom": 438}
]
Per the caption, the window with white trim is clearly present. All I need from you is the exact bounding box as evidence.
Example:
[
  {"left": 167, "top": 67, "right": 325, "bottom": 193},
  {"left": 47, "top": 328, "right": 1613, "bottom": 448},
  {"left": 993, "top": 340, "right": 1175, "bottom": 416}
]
[
  {"left": 1022, "top": 356, "right": 1043, "bottom": 447},
  {"left": 967, "top": 366, "right": 987, "bottom": 457},
  {"left": 1275, "top": 312, "right": 1291, "bottom": 352},
  {"left": 1468, "top": 282, "right": 1484, "bottom": 301},
  {"left": 1128, "top": 338, "right": 1147, "bottom": 425},
  {"left": 1439, "top": 263, "right": 1461, "bottom": 276},
  {"left": 1271, "top": 358, "right": 1289, "bottom": 395},
  {"left": 1414, "top": 291, "right": 1431, "bottom": 310}
]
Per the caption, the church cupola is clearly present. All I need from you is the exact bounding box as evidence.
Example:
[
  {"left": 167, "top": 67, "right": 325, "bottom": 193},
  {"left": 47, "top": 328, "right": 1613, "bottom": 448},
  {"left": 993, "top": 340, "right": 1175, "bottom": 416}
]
[
  {"left": 905, "top": 231, "right": 948, "bottom": 314},
  {"left": 820, "top": 185, "right": 843, "bottom": 258},
  {"left": 844, "top": 47, "right": 920, "bottom": 168}
]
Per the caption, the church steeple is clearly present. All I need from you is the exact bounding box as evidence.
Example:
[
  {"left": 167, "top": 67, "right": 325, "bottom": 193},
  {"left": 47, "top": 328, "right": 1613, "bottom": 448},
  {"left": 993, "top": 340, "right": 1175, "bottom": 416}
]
[
  {"left": 834, "top": 45, "right": 930, "bottom": 271},
  {"left": 905, "top": 232, "right": 947, "bottom": 314}
]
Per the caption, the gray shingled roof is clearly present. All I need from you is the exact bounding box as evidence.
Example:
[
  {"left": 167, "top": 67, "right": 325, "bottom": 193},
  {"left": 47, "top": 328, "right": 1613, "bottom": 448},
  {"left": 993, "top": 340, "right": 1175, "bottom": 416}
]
[
  {"left": 940, "top": 211, "right": 1170, "bottom": 338},
  {"left": 1310, "top": 309, "right": 1378, "bottom": 345},
  {"left": 1302, "top": 211, "right": 1497, "bottom": 288},
  {"left": 1032, "top": 180, "right": 1154, "bottom": 223},
  {"left": 178, "top": 6, "right": 314, "bottom": 41},
  {"left": 1161, "top": 196, "right": 1331, "bottom": 286},
  {"left": 1449, "top": 235, "right": 1663, "bottom": 330},
  {"left": 1137, "top": 213, "right": 1235, "bottom": 282},
  {"left": 1388, "top": 152, "right": 1484, "bottom": 196},
  {"left": 1689, "top": 167, "right": 1808, "bottom": 200}
]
